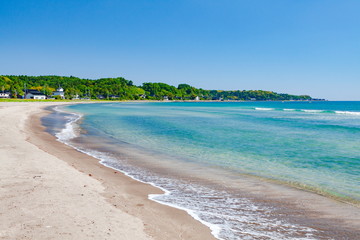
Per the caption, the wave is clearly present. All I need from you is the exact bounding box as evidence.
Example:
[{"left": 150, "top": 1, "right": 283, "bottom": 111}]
[
  {"left": 254, "top": 107, "right": 275, "bottom": 111},
  {"left": 148, "top": 187, "right": 223, "bottom": 239},
  {"left": 253, "top": 107, "right": 360, "bottom": 116},
  {"left": 301, "top": 109, "right": 325, "bottom": 113},
  {"left": 301, "top": 109, "right": 360, "bottom": 115},
  {"left": 335, "top": 111, "right": 360, "bottom": 116},
  {"left": 53, "top": 106, "right": 83, "bottom": 142},
  {"left": 253, "top": 107, "right": 326, "bottom": 113}
]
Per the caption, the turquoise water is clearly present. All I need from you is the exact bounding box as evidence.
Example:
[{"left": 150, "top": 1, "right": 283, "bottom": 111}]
[
  {"left": 59, "top": 101, "right": 360, "bottom": 239},
  {"left": 67, "top": 101, "right": 360, "bottom": 200}
]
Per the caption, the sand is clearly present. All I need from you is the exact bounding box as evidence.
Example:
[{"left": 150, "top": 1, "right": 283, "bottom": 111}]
[{"left": 0, "top": 102, "right": 215, "bottom": 240}]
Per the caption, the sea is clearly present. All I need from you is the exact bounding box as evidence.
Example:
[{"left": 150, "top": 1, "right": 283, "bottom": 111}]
[{"left": 43, "top": 101, "right": 360, "bottom": 240}]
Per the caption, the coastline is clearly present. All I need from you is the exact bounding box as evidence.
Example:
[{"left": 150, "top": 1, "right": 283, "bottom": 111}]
[
  {"left": 51, "top": 102, "right": 360, "bottom": 239},
  {"left": 2, "top": 101, "right": 359, "bottom": 239},
  {"left": 0, "top": 102, "right": 215, "bottom": 240}
]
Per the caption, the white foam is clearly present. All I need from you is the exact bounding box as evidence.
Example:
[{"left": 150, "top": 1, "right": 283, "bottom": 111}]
[
  {"left": 149, "top": 193, "right": 224, "bottom": 239},
  {"left": 255, "top": 107, "right": 275, "bottom": 111},
  {"left": 88, "top": 151, "right": 225, "bottom": 238},
  {"left": 97, "top": 156, "right": 224, "bottom": 239},
  {"left": 301, "top": 109, "right": 324, "bottom": 113},
  {"left": 53, "top": 106, "right": 83, "bottom": 142},
  {"left": 56, "top": 115, "right": 82, "bottom": 142},
  {"left": 335, "top": 111, "right": 360, "bottom": 116}
]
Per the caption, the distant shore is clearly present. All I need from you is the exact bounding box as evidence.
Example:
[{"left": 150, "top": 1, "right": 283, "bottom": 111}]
[
  {"left": 0, "top": 98, "right": 328, "bottom": 103},
  {"left": 0, "top": 102, "right": 215, "bottom": 240}
]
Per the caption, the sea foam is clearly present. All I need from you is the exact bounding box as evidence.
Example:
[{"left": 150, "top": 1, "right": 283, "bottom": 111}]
[
  {"left": 255, "top": 107, "right": 275, "bottom": 111},
  {"left": 53, "top": 106, "right": 82, "bottom": 142},
  {"left": 335, "top": 110, "right": 360, "bottom": 116}
]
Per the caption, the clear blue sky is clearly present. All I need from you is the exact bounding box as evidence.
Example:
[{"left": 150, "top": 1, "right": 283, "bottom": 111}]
[{"left": 1, "top": 0, "right": 359, "bottom": 100}]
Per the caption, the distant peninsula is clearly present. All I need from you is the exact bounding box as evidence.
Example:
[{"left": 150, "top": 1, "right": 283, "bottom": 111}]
[{"left": 0, "top": 75, "right": 321, "bottom": 101}]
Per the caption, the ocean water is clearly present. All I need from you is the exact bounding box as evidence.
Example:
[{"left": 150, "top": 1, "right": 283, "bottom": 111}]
[{"left": 48, "top": 101, "right": 360, "bottom": 239}]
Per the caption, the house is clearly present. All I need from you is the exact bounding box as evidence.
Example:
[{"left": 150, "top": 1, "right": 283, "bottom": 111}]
[
  {"left": 194, "top": 96, "right": 200, "bottom": 101},
  {"left": 109, "top": 95, "right": 119, "bottom": 99},
  {"left": 52, "top": 87, "right": 65, "bottom": 99},
  {"left": 72, "top": 94, "right": 80, "bottom": 100},
  {"left": 25, "top": 90, "right": 46, "bottom": 100},
  {"left": 0, "top": 91, "right": 10, "bottom": 98},
  {"left": 212, "top": 97, "right": 223, "bottom": 101},
  {"left": 163, "top": 96, "right": 169, "bottom": 101}
]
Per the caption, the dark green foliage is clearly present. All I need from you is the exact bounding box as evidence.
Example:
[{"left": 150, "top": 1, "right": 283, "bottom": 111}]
[{"left": 1, "top": 75, "right": 313, "bottom": 101}]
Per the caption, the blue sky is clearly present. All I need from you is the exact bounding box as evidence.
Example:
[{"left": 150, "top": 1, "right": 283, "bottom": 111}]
[{"left": 1, "top": 0, "right": 359, "bottom": 100}]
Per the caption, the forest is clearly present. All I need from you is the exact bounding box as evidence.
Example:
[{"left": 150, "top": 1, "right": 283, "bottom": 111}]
[{"left": 0, "top": 75, "right": 313, "bottom": 101}]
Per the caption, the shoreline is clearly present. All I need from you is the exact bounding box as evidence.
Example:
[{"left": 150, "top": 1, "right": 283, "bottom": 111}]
[
  {"left": 52, "top": 103, "right": 360, "bottom": 239},
  {"left": 0, "top": 102, "right": 215, "bottom": 240},
  {"left": 29, "top": 105, "right": 217, "bottom": 239},
  {"left": 29, "top": 104, "right": 217, "bottom": 239},
  {"left": 47, "top": 105, "right": 223, "bottom": 237},
  {"left": 55, "top": 102, "right": 359, "bottom": 206},
  {"left": 2, "top": 102, "right": 359, "bottom": 239}
]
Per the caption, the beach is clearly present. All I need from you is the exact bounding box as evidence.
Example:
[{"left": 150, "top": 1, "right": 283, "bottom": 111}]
[
  {"left": 1, "top": 101, "right": 360, "bottom": 240},
  {"left": 0, "top": 102, "right": 215, "bottom": 240}
]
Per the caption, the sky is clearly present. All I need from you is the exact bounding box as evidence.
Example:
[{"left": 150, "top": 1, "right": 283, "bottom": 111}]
[{"left": 1, "top": 0, "right": 359, "bottom": 100}]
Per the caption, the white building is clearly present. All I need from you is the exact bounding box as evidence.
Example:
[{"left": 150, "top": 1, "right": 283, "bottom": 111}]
[
  {"left": 25, "top": 90, "right": 46, "bottom": 100},
  {"left": 194, "top": 96, "right": 200, "bottom": 101},
  {"left": 0, "top": 91, "right": 10, "bottom": 98},
  {"left": 72, "top": 94, "right": 79, "bottom": 100},
  {"left": 52, "top": 87, "right": 65, "bottom": 99}
]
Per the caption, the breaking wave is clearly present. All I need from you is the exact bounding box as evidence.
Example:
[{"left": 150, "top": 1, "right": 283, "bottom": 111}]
[{"left": 253, "top": 107, "right": 360, "bottom": 116}]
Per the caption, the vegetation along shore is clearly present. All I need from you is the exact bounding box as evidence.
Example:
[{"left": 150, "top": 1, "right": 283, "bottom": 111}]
[{"left": 0, "top": 75, "right": 324, "bottom": 101}]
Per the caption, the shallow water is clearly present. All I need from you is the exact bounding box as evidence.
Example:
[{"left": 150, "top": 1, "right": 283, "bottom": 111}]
[{"left": 45, "top": 101, "right": 360, "bottom": 239}]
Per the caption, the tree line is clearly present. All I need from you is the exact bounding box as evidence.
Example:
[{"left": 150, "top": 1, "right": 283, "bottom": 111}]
[{"left": 0, "top": 75, "right": 313, "bottom": 101}]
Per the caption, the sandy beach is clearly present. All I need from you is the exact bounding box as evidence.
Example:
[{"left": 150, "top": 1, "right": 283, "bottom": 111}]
[{"left": 0, "top": 102, "right": 215, "bottom": 240}]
